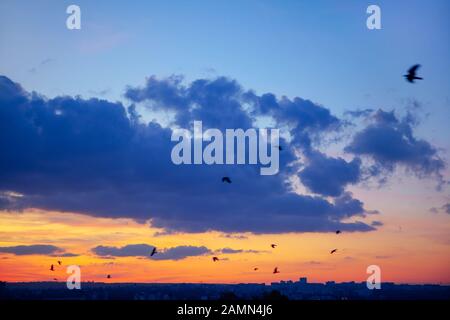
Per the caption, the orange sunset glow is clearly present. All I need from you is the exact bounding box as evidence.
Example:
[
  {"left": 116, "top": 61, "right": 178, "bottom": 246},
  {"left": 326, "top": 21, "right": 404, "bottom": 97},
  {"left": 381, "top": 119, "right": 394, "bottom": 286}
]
[{"left": 1, "top": 174, "right": 449, "bottom": 285}]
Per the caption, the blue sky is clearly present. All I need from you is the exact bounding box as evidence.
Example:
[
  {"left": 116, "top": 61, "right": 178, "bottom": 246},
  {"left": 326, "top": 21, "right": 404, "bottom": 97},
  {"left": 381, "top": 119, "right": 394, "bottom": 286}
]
[
  {"left": 1, "top": 1, "right": 449, "bottom": 122},
  {"left": 0, "top": 0, "right": 449, "bottom": 187}
]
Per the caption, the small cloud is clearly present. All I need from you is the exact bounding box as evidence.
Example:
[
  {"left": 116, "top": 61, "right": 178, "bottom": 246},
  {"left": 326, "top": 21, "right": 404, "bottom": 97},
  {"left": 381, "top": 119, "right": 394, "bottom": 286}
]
[
  {"left": 28, "top": 58, "right": 55, "bottom": 74},
  {"left": 58, "top": 252, "right": 79, "bottom": 257},
  {"left": 371, "top": 220, "right": 383, "bottom": 227},
  {"left": 430, "top": 203, "right": 450, "bottom": 214},
  {"left": 40, "top": 58, "right": 55, "bottom": 65},
  {"left": 304, "top": 260, "right": 322, "bottom": 265},
  {"left": 0, "top": 244, "right": 65, "bottom": 256},
  {"left": 220, "top": 234, "right": 248, "bottom": 240},
  {"left": 219, "top": 247, "right": 243, "bottom": 254},
  {"left": 344, "top": 108, "right": 374, "bottom": 118},
  {"left": 92, "top": 244, "right": 212, "bottom": 261},
  {"left": 217, "top": 247, "right": 265, "bottom": 254},
  {"left": 151, "top": 246, "right": 211, "bottom": 261},
  {"left": 92, "top": 244, "right": 153, "bottom": 257},
  {"left": 88, "top": 88, "right": 111, "bottom": 96},
  {"left": 345, "top": 109, "right": 446, "bottom": 188},
  {"left": 0, "top": 74, "right": 382, "bottom": 234}
]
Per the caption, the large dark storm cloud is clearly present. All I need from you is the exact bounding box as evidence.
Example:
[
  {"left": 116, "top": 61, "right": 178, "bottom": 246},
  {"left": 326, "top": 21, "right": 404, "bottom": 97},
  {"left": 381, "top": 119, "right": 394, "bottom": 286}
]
[{"left": 0, "top": 75, "right": 444, "bottom": 233}]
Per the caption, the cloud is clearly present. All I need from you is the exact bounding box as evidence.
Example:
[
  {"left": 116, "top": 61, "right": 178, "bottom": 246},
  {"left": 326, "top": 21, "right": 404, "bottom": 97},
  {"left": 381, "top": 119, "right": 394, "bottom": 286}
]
[
  {"left": 125, "top": 75, "right": 253, "bottom": 130},
  {"left": 0, "top": 191, "right": 24, "bottom": 211},
  {"left": 151, "top": 246, "right": 211, "bottom": 260},
  {"left": 220, "top": 234, "right": 248, "bottom": 240},
  {"left": 218, "top": 248, "right": 243, "bottom": 254},
  {"left": 431, "top": 203, "right": 450, "bottom": 214},
  {"left": 444, "top": 203, "right": 450, "bottom": 214},
  {"left": 59, "top": 252, "right": 79, "bottom": 257},
  {"left": 79, "top": 30, "right": 129, "bottom": 54},
  {"left": 91, "top": 244, "right": 211, "bottom": 260},
  {"left": 244, "top": 91, "right": 342, "bottom": 149},
  {"left": 344, "top": 108, "right": 374, "bottom": 118},
  {"left": 375, "top": 255, "right": 393, "bottom": 259},
  {"left": 344, "top": 256, "right": 356, "bottom": 261},
  {"left": 88, "top": 88, "right": 111, "bottom": 96},
  {"left": 40, "top": 58, "right": 54, "bottom": 65},
  {"left": 218, "top": 247, "right": 263, "bottom": 254},
  {"left": 0, "top": 75, "right": 391, "bottom": 234},
  {"left": 429, "top": 207, "right": 439, "bottom": 214},
  {"left": 92, "top": 244, "right": 152, "bottom": 257},
  {"left": 0, "top": 195, "right": 11, "bottom": 209},
  {"left": 0, "top": 244, "right": 65, "bottom": 256},
  {"left": 371, "top": 220, "right": 383, "bottom": 227},
  {"left": 298, "top": 151, "right": 361, "bottom": 197},
  {"left": 304, "top": 260, "right": 322, "bottom": 265},
  {"left": 28, "top": 58, "right": 55, "bottom": 74},
  {"left": 345, "top": 109, "right": 446, "bottom": 186},
  {"left": 125, "top": 75, "right": 342, "bottom": 148}
]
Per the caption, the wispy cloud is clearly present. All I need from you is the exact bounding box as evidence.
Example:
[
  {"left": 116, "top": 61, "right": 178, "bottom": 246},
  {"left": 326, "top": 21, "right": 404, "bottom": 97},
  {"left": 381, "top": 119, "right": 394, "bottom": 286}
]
[
  {"left": 0, "top": 244, "right": 76, "bottom": 256},
  {"left": 28, "top": 58, "right": 55, "bottom": 74},
  {"left": 92, "top": 244, "right": 211, "bottom": 261}
]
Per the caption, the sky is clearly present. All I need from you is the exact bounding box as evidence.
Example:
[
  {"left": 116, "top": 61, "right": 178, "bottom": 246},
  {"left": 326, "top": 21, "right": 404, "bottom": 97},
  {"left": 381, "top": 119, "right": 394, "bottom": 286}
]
[{"left": 0, "top": 0, "right": 449, "bottom": 285}]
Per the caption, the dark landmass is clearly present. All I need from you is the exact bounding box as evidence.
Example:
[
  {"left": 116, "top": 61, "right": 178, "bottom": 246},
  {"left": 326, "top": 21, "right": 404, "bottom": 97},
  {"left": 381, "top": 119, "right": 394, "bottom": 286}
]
[{"left": 1, "top": 278, "right": 449, "bottom": 300}]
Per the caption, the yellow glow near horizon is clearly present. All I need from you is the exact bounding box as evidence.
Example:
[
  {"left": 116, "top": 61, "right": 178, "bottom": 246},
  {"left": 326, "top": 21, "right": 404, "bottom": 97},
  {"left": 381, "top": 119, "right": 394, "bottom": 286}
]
[{"left": 0, "top": 207, "right": 449, "bottom": 285}]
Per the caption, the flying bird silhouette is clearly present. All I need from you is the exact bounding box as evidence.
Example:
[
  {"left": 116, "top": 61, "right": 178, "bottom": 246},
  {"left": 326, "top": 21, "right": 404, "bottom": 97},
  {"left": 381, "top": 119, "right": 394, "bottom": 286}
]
[
  {"left": 212, "top": 256, "right": 219, "bottom": 262},
  {"left": 150, "top": 247, "right": 157, "bottom": 257},
  {"left": 335, "top": 230, "right": 341, "bottom": 234},
  {"left": 50, "top": 264, "right": 54, "bottom": 271},
  {"left": 254, "top": 267, "right": 258, "bottom": 271},
  {"left": 404, "top": 64, "right": 423, "bottom": 83},
  {"left": 330, "top": 249, "right": 338, "bottom": 254},
  {"left": 270, "top": 244, "right": 277, "bottom": 248},
  {"left": 222, "top": 177, "right": 232, "bottom": 184},
  {"left": 57, "top": 260, "right": 62, "bottom": 265},
  {"left": 273, "top": 267, "right": 280, "bottom": 274},
  {"left": 53, "top": 278, "right": 58, "bottom": 281},
  {"left": 107, "top": 274, "right": 111, "bottom": 279}
]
